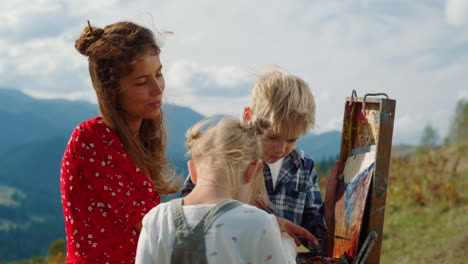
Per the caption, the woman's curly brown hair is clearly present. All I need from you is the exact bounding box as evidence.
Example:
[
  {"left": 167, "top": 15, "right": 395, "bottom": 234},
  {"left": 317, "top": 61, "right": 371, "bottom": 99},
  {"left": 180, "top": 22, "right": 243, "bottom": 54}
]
[{"left": 75, "top": 21, "right": 180, "bottom": 194}]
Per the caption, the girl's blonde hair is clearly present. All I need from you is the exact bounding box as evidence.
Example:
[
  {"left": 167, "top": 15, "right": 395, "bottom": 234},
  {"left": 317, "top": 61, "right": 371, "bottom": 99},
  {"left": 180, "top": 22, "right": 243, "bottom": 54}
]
[
  {"left": 75, "top": 21, "right": 180, "bottom": 194},
  {"left": 250, "top": 70, "right": 316, "bottom": 137},
  {"left": 186, "top": 117, "right": 272, "bottom": 206}
]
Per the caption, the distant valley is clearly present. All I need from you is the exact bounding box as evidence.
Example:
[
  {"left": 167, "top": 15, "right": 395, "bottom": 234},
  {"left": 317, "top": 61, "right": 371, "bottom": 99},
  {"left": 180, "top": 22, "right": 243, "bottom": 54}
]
[{"left": 0, "top": 88, "right": 342, "bottom": 261}]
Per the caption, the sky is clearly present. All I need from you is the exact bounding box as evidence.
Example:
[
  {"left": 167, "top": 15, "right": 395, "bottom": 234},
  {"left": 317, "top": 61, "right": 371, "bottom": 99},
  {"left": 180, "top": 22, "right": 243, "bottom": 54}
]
[{"left": 1, "top": 0, "right": 467, "bottom": 144}]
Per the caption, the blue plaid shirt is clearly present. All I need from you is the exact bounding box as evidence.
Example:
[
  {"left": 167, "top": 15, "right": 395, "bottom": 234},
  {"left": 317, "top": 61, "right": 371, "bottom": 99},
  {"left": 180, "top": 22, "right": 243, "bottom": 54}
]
[{"left": 180, "top": 148, "right": 327, "bottom": 239}]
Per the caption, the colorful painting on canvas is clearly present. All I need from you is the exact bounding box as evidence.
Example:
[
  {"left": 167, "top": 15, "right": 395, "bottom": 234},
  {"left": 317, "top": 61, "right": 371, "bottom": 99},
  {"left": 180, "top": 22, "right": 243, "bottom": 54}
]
[{"left": 332, "top": 150, "right": 376, "bottom": 260}]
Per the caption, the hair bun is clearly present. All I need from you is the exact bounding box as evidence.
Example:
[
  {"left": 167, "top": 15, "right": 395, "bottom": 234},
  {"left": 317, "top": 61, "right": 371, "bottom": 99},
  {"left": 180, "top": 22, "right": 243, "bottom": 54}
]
[
  {"left": 186, "top": 119, "right": 212, "bottom": 149},
  {"left": 252, "top": 118, "right": 271, "bottom": 135},
  {"left": 241, "top": 118, "right": 271, "bottom": 136},
  {"left": 75, "top": 24, "right": 104, "bottom": 56}
]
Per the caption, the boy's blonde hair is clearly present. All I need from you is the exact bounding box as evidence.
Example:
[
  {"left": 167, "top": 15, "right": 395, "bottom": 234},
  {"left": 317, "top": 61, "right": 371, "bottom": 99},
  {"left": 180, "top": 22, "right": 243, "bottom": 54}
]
[
  {"left": 249, "top": 71, "right": 316, "bottom": 136},
  {"left": 186, "top": 117, "right": 272, "bottom": 206}
]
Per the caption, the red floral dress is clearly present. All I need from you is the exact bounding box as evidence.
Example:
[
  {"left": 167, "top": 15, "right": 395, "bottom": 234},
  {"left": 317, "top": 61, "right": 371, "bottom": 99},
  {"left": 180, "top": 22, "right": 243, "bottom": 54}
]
[{"left": 60, "top": 117, "right": 161, "bottom": 263}]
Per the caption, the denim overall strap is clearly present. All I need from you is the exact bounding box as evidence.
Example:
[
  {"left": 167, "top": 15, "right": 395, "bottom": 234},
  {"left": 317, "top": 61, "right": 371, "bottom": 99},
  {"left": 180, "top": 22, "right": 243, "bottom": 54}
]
[{"left": 170, "top": 198, "right": 241, "bottom": 264}]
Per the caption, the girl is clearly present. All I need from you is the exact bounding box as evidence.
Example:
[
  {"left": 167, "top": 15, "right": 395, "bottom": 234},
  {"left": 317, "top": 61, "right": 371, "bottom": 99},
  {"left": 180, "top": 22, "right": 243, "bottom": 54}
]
[
  {"left": 136, "top": 117, "right": 297, "bottom": 264},
  {"left": 60, "top": 21, "right": 180, "bottom": 263}
]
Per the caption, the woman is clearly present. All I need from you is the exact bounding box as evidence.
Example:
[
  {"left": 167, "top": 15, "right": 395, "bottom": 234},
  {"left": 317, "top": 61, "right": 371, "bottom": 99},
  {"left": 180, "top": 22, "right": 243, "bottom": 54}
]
[{"left": 60, "top": 21, "right": 180, "bottom": 263}]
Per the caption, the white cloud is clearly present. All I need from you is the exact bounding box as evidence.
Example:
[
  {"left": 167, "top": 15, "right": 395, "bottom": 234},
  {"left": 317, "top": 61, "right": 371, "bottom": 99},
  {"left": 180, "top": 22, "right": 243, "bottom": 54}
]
[
  {"left": 1, "top": 0, "right": 468, "bottom": 144},
  {"left": 0, "top": 0, "right": 77, "bottom": 41},
  {"left": 458, "top": 89, "right": 468, "bottom": 100},
  {"left": 22, "top": 88, "right": 97, "bottom": 103},
  {"left": 316, "top": 116, "right": 343, "bottom": 134},
  {"left": 206, "top": 65, "right": 252, "bottom": 87},
  {"left": 165, "top": 60, "right": 253, "bottom": 97},
  {"left": 446, "top": 0, "right": 468, "bottom": 25},
  {"left": 165, "top": 93, "right": 248, "bottom": 118},
  {"left": 394, "top": 114, "right": 420, "bottom": 143},
  {"left": 164, "top": 60, "right": 197, "bottom": 91},
  {"left": 67, "top": 0, "right": 120, "bottom": 15},
  {"left": 1, "top": 27, "right": 87, "bottom": 94}
]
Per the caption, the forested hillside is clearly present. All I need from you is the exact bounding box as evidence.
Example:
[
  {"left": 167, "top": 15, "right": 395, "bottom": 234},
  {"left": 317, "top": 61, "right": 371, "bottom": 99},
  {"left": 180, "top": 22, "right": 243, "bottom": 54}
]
[{"left": 0, "top": 89, "right": 341, "bottom": 262}]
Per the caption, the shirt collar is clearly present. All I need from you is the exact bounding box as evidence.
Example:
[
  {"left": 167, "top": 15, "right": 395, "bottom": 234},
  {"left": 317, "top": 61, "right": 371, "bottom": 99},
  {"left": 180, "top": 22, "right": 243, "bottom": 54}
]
[{"left": 288, "top": 147, "right": 307, "bottom": 168}]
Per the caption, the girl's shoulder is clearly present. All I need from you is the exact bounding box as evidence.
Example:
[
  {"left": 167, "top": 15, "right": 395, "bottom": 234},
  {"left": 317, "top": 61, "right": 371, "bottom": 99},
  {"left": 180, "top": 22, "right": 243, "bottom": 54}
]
[
  {"left": 142, "top": 201, "right": 171, "bottom": 224},
  {"left": 233, "top": 203, "right": 273, "bottom": 215},
  {"left": 220, "top": 203, "right": 276, "bottom": 228},
  {"left": 232, "top": 202, "right": 268, "bottom": 213}
]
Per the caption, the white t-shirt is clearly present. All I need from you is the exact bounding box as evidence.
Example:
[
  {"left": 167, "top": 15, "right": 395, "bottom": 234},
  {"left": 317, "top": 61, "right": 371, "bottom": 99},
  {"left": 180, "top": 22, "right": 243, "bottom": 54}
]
[
  {"left": 267, "top": 157, "right": 284, "bottom": 189},
  {"left": 136, "top": 201, "right": 297, "bottom": 264}
]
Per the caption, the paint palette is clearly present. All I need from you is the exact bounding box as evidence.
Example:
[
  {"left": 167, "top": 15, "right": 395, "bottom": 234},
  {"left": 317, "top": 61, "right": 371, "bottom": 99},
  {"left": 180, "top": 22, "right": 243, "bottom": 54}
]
[{"left": 296, "top": 253, "right": 347, "bottom": 264}]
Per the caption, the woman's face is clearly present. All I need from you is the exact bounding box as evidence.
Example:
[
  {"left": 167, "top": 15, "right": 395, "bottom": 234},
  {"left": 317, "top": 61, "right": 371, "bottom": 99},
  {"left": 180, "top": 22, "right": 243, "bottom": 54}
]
[{"left": 119, "top": 49, "right": 165, "bottom": 134}]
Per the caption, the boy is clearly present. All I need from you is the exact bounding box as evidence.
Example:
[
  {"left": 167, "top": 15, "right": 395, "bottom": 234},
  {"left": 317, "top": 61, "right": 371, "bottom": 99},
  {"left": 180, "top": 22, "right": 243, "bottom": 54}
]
[{"left": 181, "top": 71, "right": 336, "bottom": 242}]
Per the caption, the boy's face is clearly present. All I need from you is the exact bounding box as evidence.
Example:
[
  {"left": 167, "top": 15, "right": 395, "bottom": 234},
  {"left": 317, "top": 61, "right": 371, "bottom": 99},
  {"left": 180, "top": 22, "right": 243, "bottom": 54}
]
[{"left": 261, "top": 129, "right": 301, "bottom": 164}]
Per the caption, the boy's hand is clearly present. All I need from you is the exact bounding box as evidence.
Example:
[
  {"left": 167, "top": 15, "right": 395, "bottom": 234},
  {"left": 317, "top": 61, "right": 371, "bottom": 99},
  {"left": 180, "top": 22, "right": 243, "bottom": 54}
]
[
  {"left": 253, "top": 194, "right": 267, "bottom": 209},
  {"left": 280, "top": 232, "right": 294, "bottom": 241},
  {"left": 276, "top": 216, "right": 318, "bottom": 246}
]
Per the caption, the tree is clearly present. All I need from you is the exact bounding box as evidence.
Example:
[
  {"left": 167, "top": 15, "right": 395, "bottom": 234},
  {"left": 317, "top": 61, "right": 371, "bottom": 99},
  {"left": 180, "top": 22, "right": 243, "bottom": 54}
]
[
  {"left": 47, "top": 238, "right": 65, "bottom": 257},
  {"left": 419, "top": 124, "right": 439, "bottom": 147},
  {"left": 445, "top": 99, "right": 468, "bottom": 145}
]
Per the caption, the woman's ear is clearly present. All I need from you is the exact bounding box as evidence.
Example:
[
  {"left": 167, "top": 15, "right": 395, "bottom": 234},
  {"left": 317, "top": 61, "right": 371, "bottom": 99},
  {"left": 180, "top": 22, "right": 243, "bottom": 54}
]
[
  {"left": 187, "top": 160, "right": 198, "bottom": 184},
  {"left": 243, "top": 107, "right": 252, "bottom": 122},
  {"left": 244, "top": 161, "right": 262, "bottom": 183}
]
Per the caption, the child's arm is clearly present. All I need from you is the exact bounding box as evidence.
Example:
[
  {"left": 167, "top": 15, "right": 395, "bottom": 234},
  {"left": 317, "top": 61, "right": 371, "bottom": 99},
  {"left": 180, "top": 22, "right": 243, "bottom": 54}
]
[
  {"left": 253, "top": 214, "right": 297, "bottom": 264},
  {"left": 276, "top": 216, "right": 318, "bottom": 246},
  {"left": 135, "top": 221, "right": 154, "bottom": 264},
  {"left": 135, "top": 209, "right": 167, "bottom": 264},
  {"left": 301, "top": 169, "right": 328, "bottom": 239}
]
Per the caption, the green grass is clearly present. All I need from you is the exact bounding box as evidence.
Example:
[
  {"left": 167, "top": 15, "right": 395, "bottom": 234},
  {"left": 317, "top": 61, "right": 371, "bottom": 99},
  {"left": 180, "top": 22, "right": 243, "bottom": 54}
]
[
  {"left": 379, "top": 142, "right": 468, "bottom": 264},
  {"left": 317, "top": 142, "right": 468, "bottom": 264},
  {"left": 381, "top": 200, "right": 468, "bottom": 264}
]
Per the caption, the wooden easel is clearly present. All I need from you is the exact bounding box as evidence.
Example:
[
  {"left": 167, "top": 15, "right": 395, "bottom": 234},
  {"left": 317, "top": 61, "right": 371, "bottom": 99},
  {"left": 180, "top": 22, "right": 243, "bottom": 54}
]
[{"left": 327, "top": 91, "right": 396, "bottom": 264}]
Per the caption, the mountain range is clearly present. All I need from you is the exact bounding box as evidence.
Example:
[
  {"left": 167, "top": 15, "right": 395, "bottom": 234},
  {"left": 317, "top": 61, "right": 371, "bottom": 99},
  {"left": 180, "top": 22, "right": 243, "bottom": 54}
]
[{"left": 0, "top": 88, "right": 341, "bottom": 261}]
